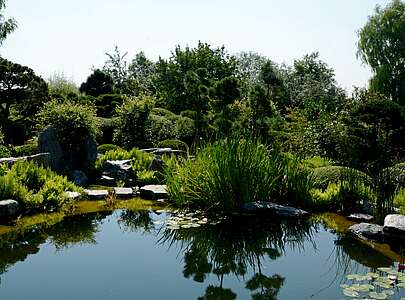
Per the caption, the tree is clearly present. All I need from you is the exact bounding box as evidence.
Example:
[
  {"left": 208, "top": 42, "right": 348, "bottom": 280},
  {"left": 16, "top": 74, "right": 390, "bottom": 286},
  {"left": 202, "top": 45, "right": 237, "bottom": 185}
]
[
  {"left": 153, "top": 42, "right": 237, "bottom": 113},
  {"left": 0, "top": 0, "right": 16, "bottom": 46},
  {"left": 47, "top": 72, "right": 79, "bottom": 99},
  {"left": 80, "top": 69, "right": 114, "bottom": 97},
  {"left": 358, "top": 0, "right": 405, "bottom": 105},
  {"left": 127, "top": 51, "right": 156, "bottom": 95},
  {"left": 103, "top": 46, "right": 129, "bottom": 94},
  {"left": 0, "top": 57, "right": 49, "bottom": 143},
  {"left": 281, "top": 52, "right": 346, "bottom": 118}
]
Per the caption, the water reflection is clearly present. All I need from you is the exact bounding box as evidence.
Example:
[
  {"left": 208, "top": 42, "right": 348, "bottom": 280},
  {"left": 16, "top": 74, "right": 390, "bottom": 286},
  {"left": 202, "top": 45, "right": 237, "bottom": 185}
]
[{"left": 159, "top": 216, "right": 317, "bottom": 299}]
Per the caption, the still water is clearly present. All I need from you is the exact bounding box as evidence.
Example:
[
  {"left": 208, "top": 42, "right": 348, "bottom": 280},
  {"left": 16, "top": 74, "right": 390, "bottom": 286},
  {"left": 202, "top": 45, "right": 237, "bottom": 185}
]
[{"left": 0, "top": 209, "right": 403, "bottom": 300}]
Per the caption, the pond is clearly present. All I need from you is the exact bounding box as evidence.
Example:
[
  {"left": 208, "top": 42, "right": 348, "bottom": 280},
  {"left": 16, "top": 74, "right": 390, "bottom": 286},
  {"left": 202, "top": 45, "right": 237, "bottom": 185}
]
[{"left": 0, "top": 208, "right": 404, "bottom": 300}]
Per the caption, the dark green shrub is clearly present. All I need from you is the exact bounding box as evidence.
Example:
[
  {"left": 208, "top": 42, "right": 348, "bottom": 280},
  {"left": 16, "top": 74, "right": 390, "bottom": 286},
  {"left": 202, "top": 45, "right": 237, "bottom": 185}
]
[
  {"left": 95, "top": 94, "right": 125, "bottom": 117},
  {"left": 0, "top": 145, "right": 11, "bottom": 158},
  {"left": 97, "top": 144, "right": 122, "bottom": 155},
  {"left": 38, "top": 100, "right": 99, "bottom": 149},
  {"left": 113, "top": 95, "right": 154, "bottom": 149},
  {"left": 158, "top": 139, "right": 189, "bottom": 151},
  {"left": 174, "top": 116, "right": 195, "bottom": 144},
  {"left": 97, "top": 117, "right": 116, "bottom": 145}
]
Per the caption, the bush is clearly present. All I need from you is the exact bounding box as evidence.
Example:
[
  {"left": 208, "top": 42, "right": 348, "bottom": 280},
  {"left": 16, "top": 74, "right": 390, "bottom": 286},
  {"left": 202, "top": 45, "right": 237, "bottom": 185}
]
[
  {"left": 165, "top": 139, "right": 313, "bottom": 213},
  {"left": 0, "top": 145, "right": 11, "bottom": 158},
  {"left": 94, "top": 94, "right": 125, "bottom": 117},
  {"left": 97, "top": 144, "right": 123, "bottom": 155},
  {"left": 113, "top": 95, "right": 154, "bottom": 149},
  {"left": 38, "top": 100, "right": 99, "bottom": 149},
  {"left": 312, "top": 166, "right": 372, "bottom": 190},
  {"left": 97, "top": 117, "right": 116, "bottom": 145},
  {"left": 12, "top": 139, "right": 38, "bottom": 157},
  {"left": 0, "top": 161, "right": 81, "bottom": 211},
  {"left": 158, "top": 139, "right": 189, "bottom": 151},
  {"left": 302, "top": 156, "right": 332, "bottom": 169}
]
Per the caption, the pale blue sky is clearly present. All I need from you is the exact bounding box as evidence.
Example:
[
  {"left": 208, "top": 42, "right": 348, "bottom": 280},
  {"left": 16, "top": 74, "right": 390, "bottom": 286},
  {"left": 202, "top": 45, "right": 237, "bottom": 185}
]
[{"left": 0, "top": 0, "right": 391, "bottom": 93}]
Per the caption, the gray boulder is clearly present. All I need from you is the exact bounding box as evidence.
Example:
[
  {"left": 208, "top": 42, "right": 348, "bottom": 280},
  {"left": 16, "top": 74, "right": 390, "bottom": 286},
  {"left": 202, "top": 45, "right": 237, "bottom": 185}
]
[
  {"left": 0, "top": 200, "right": 19, "bottom": 218},
  {"left": 0, "top": 153, "right": 50, "bottom": 167},
  {"left": 38, "top": 126, "right": 64, "bottom": 171},
  {"left": 140, "top": 185, "right": 168, "bottom": 200},
  {"left": 383, "top": 214, "right": 405, "bottom": 234},
  {"left": 347, "top": 213, "right": 374, "bottom": 222},
  {"left": 348, "top": 223, "right": 384, "bottom": 241},
  {"left": 102, "top": 160, "right": 133, "bottom": 182},
  {"left": 240, "top": 202, "right": 309, "bottom": 218}
]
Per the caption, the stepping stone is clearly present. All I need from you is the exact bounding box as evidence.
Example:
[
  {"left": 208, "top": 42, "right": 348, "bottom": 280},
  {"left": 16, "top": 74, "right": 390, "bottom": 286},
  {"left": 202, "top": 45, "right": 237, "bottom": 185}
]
[
  {"left": 84, "top": 189, "right": 109, "bottom": 199},
  {"left": 113, "top": 187, "right": 134, "bottom": 198},
  {"left": 384, "top": 214, "right": 405, "bottom": 234},
  {"left": 66, "top": 191, "right": 80, "bottom": 200},
  {"left": 240, "top": 201, "right": 309, "bottom": 218},
  {"left": 139, "top": 185, "right": 168, "bottom": 200},
  {"left": 347, "top": 213, "right": 374, "bottom": 222},
  {"left": 0, "top": 199, "right": 19, "bottom": 218}
]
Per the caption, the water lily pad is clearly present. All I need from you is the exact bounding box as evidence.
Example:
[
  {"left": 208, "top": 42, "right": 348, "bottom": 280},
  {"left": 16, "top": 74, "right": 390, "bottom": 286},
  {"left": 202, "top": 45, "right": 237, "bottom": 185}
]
[
  {"left": 343, "top": 289, "right": 359, "bottom": 298},
  {"left": 369, "top": 292, "right": 388, "bottom": 299}
]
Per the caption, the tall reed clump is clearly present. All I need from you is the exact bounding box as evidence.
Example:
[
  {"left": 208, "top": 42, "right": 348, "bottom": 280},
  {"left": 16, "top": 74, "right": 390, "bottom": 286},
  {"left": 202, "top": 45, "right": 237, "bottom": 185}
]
[
  {"left": 165, "top": 139, "right": 313, "bottom": 213},
  {"left": 0, "top": 161, "right": 81, "bottom": 212}
]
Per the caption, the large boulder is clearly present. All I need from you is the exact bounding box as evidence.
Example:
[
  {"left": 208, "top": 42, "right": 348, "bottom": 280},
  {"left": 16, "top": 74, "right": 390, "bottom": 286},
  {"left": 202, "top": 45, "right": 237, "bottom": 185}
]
[
  {"left": 71, "top": 170, "right": 88, "bottom": 186},
  {"left": 38, "top": 126, "right": 64, "bottom": 171},
  {"left": 383, "top": 214, "right": 405, "bottom": 234},
  {"left": 0, "top": 200, "right": 19, "bottom": 218},
  {"left": 348, "top": 223, "right": 384, "bottom": 241},
  {"left": 38, "top": 125, "right": 97, "bottom": 172},
  {"left": 102, "top": 160, "right": 133, "bottom": 182}
]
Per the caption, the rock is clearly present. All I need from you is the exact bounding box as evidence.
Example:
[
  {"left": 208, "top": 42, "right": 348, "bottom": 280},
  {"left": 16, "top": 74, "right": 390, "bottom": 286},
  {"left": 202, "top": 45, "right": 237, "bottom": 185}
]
[
  {"left": 139, "top": 185, "right": 168, "bottom": 200},
  {"left": 349, "top": 223, "right": 384, "bottom": 241},
  {"left": 84, "top": 189, "right": 109, "bottom": 199},
  {"left": 71, "top": 170, "right": 88, "bottom": 186},
  {"left": 100, "top": 175, "right": 116, "bottom": 186},
  {"left": 347, "top": 213, "right": 374, "bottom": 222},
  {"left": 102, "top": 160, "right": 133, "bottom": 182},
  {"left": 0, "top": 200, "right": 19, "bottom": 218},
  {"left": 149, "top": 156, "right": 165, "bottom": 172},
  {"left": 38, "top": 126, "right": 64, "bottom": 171},
  {"left": 0, "top": 153, "right": 50, "bottom": 167},
  {"left": 66, "top": 191, "right": 80, "bottom": 200},
  {"left": 152, "top": 148, "right": 186, "bottom": 157},
  {"left": 113, "top": 187, "right": 133, "bottom": 198},
  {"left": 38, "top": 125, "right": 97, "bottom": 172},
  {"left": 383, "top": 214, "right": 405, "bottom": 234},
  {"left": 240, "top": 201, "right": 309, "bottom": 218}
]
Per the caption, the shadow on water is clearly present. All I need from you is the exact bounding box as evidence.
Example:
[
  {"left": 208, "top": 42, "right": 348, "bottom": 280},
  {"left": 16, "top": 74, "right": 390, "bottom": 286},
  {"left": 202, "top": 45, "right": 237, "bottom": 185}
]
[{"left": 158, "top": 215, "right": 318, "bottom": 300}]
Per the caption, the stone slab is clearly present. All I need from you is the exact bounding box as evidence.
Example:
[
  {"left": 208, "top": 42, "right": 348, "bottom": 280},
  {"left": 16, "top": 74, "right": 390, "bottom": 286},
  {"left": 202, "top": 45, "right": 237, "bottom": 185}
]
[
  {"left": 113, "top": 187, "right": 134, "bottom": 198},
  {"left": 84, "top": 189, "right": 109, "bottom": 199},
  {"left": 0, "top": 199, "right": 19, "bottom": 218},
  {"left": 66, "top": 191, "right": 80, "bottom": 200},
  {"left": 347, "top": 213, "right": 374, "bottom": 222},
  {"left": 349, "top": 223, "right": 384, "bottom": 241},
  {"left": 139, "top": 185, "right": 168, "bottom": 200}
]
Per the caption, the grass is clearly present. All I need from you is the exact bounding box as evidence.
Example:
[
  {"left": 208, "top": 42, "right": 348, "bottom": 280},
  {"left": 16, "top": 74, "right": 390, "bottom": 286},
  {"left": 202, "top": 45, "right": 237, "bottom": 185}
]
[{"left": 165, "top": 138, "right": 313, "bottom": 213}]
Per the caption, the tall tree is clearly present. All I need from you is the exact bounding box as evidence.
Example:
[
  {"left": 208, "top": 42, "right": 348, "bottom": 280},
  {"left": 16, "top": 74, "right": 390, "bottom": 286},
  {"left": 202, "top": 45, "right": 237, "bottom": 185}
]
[
  {"left": 103, "top": 46, "right": 129, "bottom": 94},
  {"left": 80, "top": 69, "right": 114, "bottom": 97},
  {"left": 0, "top": 0, "right": 16, "bottom": 46},
  {"left": 358, "top": 0, "right": 405, "bottom": 105}
]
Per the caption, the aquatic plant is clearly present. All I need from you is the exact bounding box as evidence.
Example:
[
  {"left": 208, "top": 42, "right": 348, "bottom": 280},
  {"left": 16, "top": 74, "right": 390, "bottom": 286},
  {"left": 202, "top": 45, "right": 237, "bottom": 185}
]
[{"left": 165, "top": 138, "right": 313, "bottom": 212}]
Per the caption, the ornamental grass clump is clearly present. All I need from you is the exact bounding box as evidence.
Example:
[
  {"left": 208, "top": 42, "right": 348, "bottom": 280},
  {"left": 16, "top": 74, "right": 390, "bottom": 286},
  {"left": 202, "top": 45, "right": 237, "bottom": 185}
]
[{"left": 165, "top": 139, "right": 313, "bottom": 213}]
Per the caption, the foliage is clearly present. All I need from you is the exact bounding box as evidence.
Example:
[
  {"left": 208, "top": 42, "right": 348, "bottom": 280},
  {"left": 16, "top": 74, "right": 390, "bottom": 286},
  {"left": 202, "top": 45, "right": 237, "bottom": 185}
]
[
  {"left": 0, "top": 161, "right": 81, "bottom": 211},
  {"left": 0, "top": 145, "right": 10, "bottom": 158},
  {"left": 113, "top": 95, "right": 154, "bottom": 149},
  {"left": 97, "top": 117, "right": 115, "bottom": 145},
  {"left": 94, "top": 94, "right": 125, "bottom": 117},
  {"left": 127, "top": 51, "right": 156, "bottom": 95},
  {"left": 158, "top": 139, "right": 189, "bottom": 151},
  {"left": 0, "top": 57, "right": 49, "bottom": 143},
  {"left": 165, "top": 139, "right": 313, "bottom": 213},
  {"left": 136, "top": 170, "right": 158, "bottom": 185},
  {"left": 97, "top": 144, "right": 122, "bottom": 155},
  {"left": 0, "top": 0, "right": 17, "bottom": 46},
  {"left": 12, "top": 139, "right": 38, "bottom": 157},
  {"left": 47, "top": 72, "right": 79, "bottom": 98},
  {"left": 103, "top": 46, "right": 129, "bottom": 94},
  {"left": 393, "top": 188, "right": 405, "bottom": 214},
  {"left": 312, "top": 166, "right": 372, "bottom": 190},
  {"left": 357, "top": 0, "right": 405, "bottom": 105},
  {"left": 37, "top": 99, "right": 99, "bottom": 149},
  {"left": 153, "top": 41, "right": 237, "bottom": 113},
  {"left": 79, "top": 69, "right": 114, "bottom": 97},
  {"left": 302, "top": 156, "right": 333, "bottom": 169}
]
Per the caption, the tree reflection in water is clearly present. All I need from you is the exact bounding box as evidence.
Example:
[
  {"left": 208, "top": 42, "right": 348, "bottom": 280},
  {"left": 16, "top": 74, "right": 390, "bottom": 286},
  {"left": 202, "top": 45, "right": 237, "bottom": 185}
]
[{"left": 159, "top": 215, "right": 317, "bottom": 300}]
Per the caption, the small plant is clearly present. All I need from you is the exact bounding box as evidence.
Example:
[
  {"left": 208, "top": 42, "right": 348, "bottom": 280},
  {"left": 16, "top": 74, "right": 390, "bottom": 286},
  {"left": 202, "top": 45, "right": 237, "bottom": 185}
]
[
  {"left": 105, "top": 189, "right": 116, "bottom": 208},
  {"left": 97, "top": 144, "right": 123, "bottom": 155}
]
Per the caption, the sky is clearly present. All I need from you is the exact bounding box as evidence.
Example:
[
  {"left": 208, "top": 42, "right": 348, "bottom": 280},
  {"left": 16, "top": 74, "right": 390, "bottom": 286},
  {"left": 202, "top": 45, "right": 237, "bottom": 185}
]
[{"left": 0, "top": 0, "right": 392, "bottom": 94}]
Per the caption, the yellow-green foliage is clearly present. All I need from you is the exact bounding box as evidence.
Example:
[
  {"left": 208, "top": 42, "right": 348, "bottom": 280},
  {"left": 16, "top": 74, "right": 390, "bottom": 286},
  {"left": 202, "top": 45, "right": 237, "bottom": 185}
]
[
  {"left": 394, "top": 188, "right": 405, "bottom": 214},
  {"left": 302, "top": 156, "right": 333, "bottom": 169},
  {"left": 312, "top": 166, "right": 372, "bottom": 190},
  {"left": 137, "top": 170, "right": 158, "bottom": 185},
  {"left": 0, "top": 161, "right": 81, "bottom": 211},
  {"left": 95, "top": 147, "right": 157, "bottom": 183}
]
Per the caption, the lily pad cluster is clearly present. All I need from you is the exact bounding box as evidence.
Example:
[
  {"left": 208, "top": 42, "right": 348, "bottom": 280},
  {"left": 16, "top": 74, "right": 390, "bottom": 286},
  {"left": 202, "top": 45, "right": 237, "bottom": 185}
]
[
  {"left": 341, "top": 267, "right": 405, "bottom": 299},
  {"left": 153, "top": 210, "right": 224, "bottom": 230}
]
